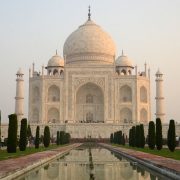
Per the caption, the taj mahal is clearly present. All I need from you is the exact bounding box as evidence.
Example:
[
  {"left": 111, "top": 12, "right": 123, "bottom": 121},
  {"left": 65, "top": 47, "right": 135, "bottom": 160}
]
[{"left": 3, "top": 8, "right": 178, "bottom": 139}]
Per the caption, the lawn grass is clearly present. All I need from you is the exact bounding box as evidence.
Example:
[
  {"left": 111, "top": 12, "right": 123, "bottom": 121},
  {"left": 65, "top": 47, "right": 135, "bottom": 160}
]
[
  {"left": 0, "top": 144, "right": 66, "bottom": 161},
  {"left": 112, "top": 144, "right": 180, "bottom": 160}
]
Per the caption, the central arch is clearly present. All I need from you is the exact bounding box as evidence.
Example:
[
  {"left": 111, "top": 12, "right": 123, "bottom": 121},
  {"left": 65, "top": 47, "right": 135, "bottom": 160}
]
[{"left": 76, "top": 82, "right": 104, "bottom": 123}]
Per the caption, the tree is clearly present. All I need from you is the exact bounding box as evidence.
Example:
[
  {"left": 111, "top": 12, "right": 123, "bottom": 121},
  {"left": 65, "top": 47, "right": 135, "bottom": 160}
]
[
  {"left": 114, "top": 132, "right": 117, "bottom": 144},
  {"left": 110, "top": 133, "right": 114, "bottom": 143},
  {"left": 59, "top": 131, "right": 64, "bottom": 145},
  {"left": 129, "top": 128, "right": 132, "bottom": 146},
  {"left": 135, "top": 125, "right": 141, "bottom": 147},
  {"left": 35, "top": 126, "right": 40, "bottom": 149},
  {"left": 19, "top": 118, "right": 27, "bottom": 151},
  {"left": 27, "top": 124, "right": 32, "bottom": 139},
  {"left": 167, "top": 119, "right": 176, "bottom": 152},
  {"left": 156, "top": 118, "right": 163, "bottom": 150},
  {"left": 148, "top": 121, "right": 155, "bottom": 149},
  {"left": 140, "top": 124, "right": 145, "bottom": 148},
  {"left": 43, "top": 126, "right": 50, "bottom": 147},
  {"left": 56, "top": 131, "right": 60, "bottom": 145},
  {"left": 7, "top": 114, "right": 18, "bottom": 153},
  {"left": 132, "top": 126, "right": 136, "bottom": 147},
  {"left": 118, "top": 131, "right": 122, "bottom": 145},
  {"left": 122, "top": 133, "right": 125, "bottom": 145}
]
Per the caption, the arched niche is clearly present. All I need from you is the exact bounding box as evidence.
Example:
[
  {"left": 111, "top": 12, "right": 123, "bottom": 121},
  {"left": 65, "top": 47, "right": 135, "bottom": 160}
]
[
  {"left": 32, "top": 108, "right": 39, "bottom": 123},
  {"left": 140, "top": 86, "right": 147, "bottom": 103},
  {"left": 120, "top": 85, "right": 132, "bottom": 103},
  {"left": 121, "top": 69, "right": 126, "bottom": 75},
  {"left": 76, "top": 82, "right": 104, "bottom": 123},
  {"left": 120, "top": 108, "right": 132, "bottom": 123},
  {"left": 140, "top": 108, "right": 148, "bottom": 123},
  {"left": 48, "top": 108, "right": 59, "bottom": 123},
  {"left": 53, "top": 69, "right": 58, "bottom": 76},
  {"left": 48, "top": 85, "right": 60, "bottom": 102},
  {"left": 32, "top": 86, "right": 40, "bottom": 103}
]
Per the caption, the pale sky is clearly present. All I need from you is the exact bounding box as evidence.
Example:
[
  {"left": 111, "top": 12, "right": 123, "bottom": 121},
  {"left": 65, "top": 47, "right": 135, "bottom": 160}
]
[{"left": 0, "top": 0, "right": 180, "bottom": 123}]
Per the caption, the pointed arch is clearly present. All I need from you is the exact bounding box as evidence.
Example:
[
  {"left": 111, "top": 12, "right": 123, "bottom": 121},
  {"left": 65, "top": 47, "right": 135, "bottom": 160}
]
[
  {"left": 120, "top": 108, "right": 132, "bottom": 123},
  {"left": 48, "top": 85, "right": 60, "bottom": 102},
  {"left": 76, "top": 82, "right": 104, "bottom": 123},
  {"left": 140, "top": 108, "right": 148, "bottom": 123},
  {"left": 32, "top": 86, "right": 40, "bottom": 103},
  {"left": 32, "top": 108, "right": 39, "bottom": 123},
  {"left": 120, "top": 85, "right": 132, "bottom": 102},
  {"left": 48, "top": 107, "right": 59, "bottom": 123},
  {"left": 140, "top": 86, "right": 147, "bottom": 103}
]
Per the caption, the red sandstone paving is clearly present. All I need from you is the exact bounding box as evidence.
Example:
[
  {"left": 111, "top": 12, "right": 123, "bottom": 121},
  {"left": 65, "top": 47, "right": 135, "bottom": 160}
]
[
  {"left": 103, "top": 144, "right": 180, "bottom": 173},
  {"left": 0, "top": 144, "right": 80, "bottom": 179}
]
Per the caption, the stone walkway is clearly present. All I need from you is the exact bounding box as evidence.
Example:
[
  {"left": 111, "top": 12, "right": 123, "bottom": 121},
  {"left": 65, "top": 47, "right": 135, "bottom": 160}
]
[
  {"left": 0, "top": 143, "right": 81, "bottom": 180},
  {"left": 101, "top": 143, "right": 180, "bottom": 177}
]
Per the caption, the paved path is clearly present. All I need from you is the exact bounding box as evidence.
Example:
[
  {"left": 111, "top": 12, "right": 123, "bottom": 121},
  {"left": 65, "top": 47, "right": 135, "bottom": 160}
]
[
  {"left": 0, "top": 143, "right": 81, "bottom": 180},
  {"left": 101, "top": 143, "right": 180, "bottom": 178}
]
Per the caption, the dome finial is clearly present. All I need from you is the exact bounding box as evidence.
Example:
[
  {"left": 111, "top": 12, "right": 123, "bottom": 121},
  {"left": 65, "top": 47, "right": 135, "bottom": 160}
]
[{"left": 88, "top": 5, "right": 91, "bottom": 21}]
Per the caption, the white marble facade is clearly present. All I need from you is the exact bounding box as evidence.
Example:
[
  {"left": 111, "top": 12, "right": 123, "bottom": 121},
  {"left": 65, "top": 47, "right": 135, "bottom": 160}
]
[{"left": 9, "top": 13, "right": 169, "bottom": 139}]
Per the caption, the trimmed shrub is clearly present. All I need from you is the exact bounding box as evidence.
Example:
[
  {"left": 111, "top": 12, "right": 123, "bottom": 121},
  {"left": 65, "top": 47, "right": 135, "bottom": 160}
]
[
  {"left": 110, "top": 133, "right": 114, "bottom": 143},
  {"left": 35, "top": 126, "right": 40, "bottom": 149},
  {"left": 156, "top": 118, "right": 163, "bottom": 150},
  {"left": 140, "top": 124, "right": 145, "bottom": 148},
  {"left": 59, "top": 131, "right": 65, "bottom": 145},
  {"left": 7, "top": 114, "right": 18, "bottom": 153},
  {"left": 132, "top": 126, "right": 136, "bottom": 147},
  {"left": 129, "top": 128, "right": 132, "bottom": 146},
  {"left": 43, "top": 126, "right": 50, "bottom": 147},
  {"left": 167, "top": 119, "right": 176, "bottom": 152},
  {"left": 148, "top": 121, "right": 155, "bottom": 149},
  {"left": 19, "top": 118, "right": 27, "bottom": 151},
  {"left": 56, "top": 131, "right": 60, "bottom": 145},
  {"left": 27, "top": 124, "right": 32, "bottom": 139},
  {"left": 122, "top": 133, "right": 125, "bottom": 145},
  {"left": 135, "top": 125, "right": 141, "bottom": 147}
]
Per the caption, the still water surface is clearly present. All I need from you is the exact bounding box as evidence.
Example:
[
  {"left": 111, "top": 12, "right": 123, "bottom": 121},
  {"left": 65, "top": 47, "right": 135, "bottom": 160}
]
[{"left": 17, "top": 144, "right": 168, "bottom": 180}]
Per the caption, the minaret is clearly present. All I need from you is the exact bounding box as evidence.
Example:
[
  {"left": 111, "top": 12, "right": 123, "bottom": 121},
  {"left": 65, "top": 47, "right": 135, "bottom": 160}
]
[
  {"left": 155, "top": 69, "right": 165, "bottom": 122},
  {"left": 15, "top": 68, "right": 24, "bottom": 121}
]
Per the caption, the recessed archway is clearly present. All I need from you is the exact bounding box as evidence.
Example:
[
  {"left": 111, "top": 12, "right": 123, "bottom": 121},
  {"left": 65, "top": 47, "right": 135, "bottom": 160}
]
[
  {"left": 76, "top": 82, "right": 104, "bottom": 123},
  {"left": 48, "top": 85, "right": 60, "bottom": 102},
  {"left": 120, "top": 108, "right": 132, "bottom": 123},
  {"left": 120, "top": 85, "right": 132, "bottom": 102},
  {"left": 140, "top": 86, "right": 147, "bottom": 103},
  {"left": 140, "top": 108, "right": 148, "bottom": 123},
  {"left": 48, "top": 108, "right": 59, "bottom": 123}
]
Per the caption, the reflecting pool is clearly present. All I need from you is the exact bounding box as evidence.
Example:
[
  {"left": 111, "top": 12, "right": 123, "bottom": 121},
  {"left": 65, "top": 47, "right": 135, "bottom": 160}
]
[{"left": 17, "top": 144, "right": 168, "bottom": 180}]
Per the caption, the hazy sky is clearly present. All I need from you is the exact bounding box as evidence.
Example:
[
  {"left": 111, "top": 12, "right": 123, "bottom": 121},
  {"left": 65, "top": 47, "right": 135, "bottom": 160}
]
[{"left": 0, "top": 0, "right": 180, "bottom": 123}]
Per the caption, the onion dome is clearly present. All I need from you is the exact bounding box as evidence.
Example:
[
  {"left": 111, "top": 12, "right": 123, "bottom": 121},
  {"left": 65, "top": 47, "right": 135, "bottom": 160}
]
[
  {"left": 63, "top": 7, "right": 116, "bottom": 64},
  {"left": 47, "top": 51, "right": 64, "bottom": 67},
  {"left": 116, "top": 51, "right": 133, "bottom": 68}
]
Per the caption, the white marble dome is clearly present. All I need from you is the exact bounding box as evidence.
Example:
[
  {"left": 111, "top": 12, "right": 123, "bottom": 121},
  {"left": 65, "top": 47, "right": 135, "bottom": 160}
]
[
  {"left": 63, "top": 19, "right": 116, "bottom": 64},
  {"left": 116, "top": 52, "right": 133, "bottom": 67},
  {"left": 47, "top": 53, "right": 64, "bottom": 67}
]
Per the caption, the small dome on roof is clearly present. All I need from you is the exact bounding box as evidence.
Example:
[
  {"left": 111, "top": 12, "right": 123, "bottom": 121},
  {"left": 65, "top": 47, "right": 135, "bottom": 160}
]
[
  {"left": 116, "top": 51, "right": 133, "bottom": 67},
  {"left": 156, "top": 68, "right": 163, "bottom": 75},
  {"left": 47, "top": 51, "right": 64, "bottom": 67},
  {"left": 17, "top": 68, "right": 24, "bottom": 75}
]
